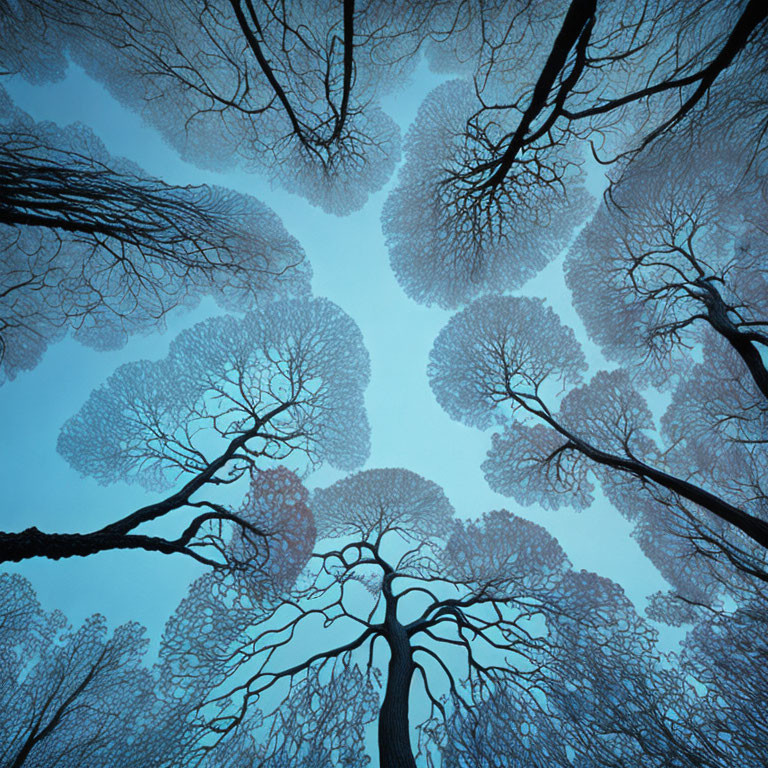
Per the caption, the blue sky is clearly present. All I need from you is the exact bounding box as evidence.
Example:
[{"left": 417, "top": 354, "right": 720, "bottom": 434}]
[{"left": 0, "top": 57, "right": 668, "bottom": 648}]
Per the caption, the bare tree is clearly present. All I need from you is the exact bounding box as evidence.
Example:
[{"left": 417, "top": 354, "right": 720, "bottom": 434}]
[
  {"left": 0, "top": 298, "right": 370, "bottom": 565},
  {"left": 0, "top": 0, "right": 71, "bottom": 82},
  {"left": 14, "top": 0, "right": 452, "bottom": 214},
  {"left": 383, "top": 0, "right": 766, "bottom": 307},
  {"left": 679, "top": 602, "right": 768, "bottom": 766},
  {"left": 438, "top": 570, "right": 709, "bottom": 767},
  {"left": 0, "top": 573, "right": 161, "bottom": 768},
  {"left": 157, "top": 467, "right": 630, "bottom": 768},
  {"left": 382, "top": 78, "right": 590, "bottom": 308},
  {"left": 429, "top": 294, "right": 768, "bottom": 609},
  {"left": 0, "top": 87, "right": 310, "bottom": 382},
  {"left": 566, "top": 130, "right": 768, "bottom": 393}
]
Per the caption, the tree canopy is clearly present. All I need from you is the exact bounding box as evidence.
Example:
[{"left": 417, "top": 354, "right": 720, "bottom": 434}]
[
  {"left": 153, "top": 467, "right": 641, "bottom": 768},
  {"left": 566, "top": 129, "right": 768, "bottom": 392},
  {"left": 430, "top": 291, "right": 768, "bottom": 613},
  {"left": 8, "top": 0, "right": 445, "bottom": 213},
  {"left": 383, "top": 0, "right": 767, "bottom": 307},
  {"left": 1, "top": 298, "right": 369, "bottom": 565},
  {"left": 0, "top": 86, "right": 309, "bottom": 382},
  {"left": 0, "top": 573, "right": 159, "bottom": 768},
  {"left": 2, "top": 1, "right": 768, "bottom": 766}
]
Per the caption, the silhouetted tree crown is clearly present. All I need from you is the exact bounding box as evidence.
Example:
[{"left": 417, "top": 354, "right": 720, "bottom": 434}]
[
  {"left": 566, "top": 130, "right": 768, "bottom": 392},
  {"left": 0, "top": 87, "right": 310, "bottom": 383},
  {"left": 1, "top": 298, "right": 369, "bottom": 566},
  {"left": 154, "top": 467, "right": 666, "bottom": 768},
  {"left": 1, "top": 1, "right": 768, "bottom": 766},
  {"left": 9, "top": 0, "right": 444, "bottom": 213},
  {"left": 383, "top": 0, "right": 766, "bottom": 306},
  {"left": 430, "top": 292, "right": 768, "bottom": 615},
  {"left": 0, "top": 573, "right": 158, "bottom": 768}
]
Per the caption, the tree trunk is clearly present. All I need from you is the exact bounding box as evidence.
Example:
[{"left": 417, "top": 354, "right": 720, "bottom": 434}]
[
  {"left": 480, "top": 0, "right": 596, "bottom": 190},
  {"left": 701, "top": 286, "right": 768, "bottom": 402},
  {"left": 572, "top": 436, "right": 768, "bottom": 550},
  {"left": 0, "top": 527, "right": 187, "bottom": 562},
  {"left": 538, "top": 406, "right": 768, "bottom": 552},
  {"left": 378, "top": 618, "right": 416, "bottom": 768}
]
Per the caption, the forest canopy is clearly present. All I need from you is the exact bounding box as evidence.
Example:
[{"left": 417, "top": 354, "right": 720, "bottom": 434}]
[{"left": 1, "top": 1, "right": 767, "bottom": 766}]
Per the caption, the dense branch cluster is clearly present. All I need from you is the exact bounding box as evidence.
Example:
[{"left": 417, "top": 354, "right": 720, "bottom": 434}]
[
  {"left": 383, "top": 79, "right": 590, "bottom": 307},
  {"left": 566, "top": 131, "right": 768, "bottom": 390},
  {"left": 2, "top": 1, "right": 768, "bottom": 767},
  {"left": 383, "top": 0, "right": 766, "bottom": 306},
  {"left": 0, "top": 573, "right": 162, "bottom": 768},
  {"left": 153, "top": 469, "right": 595, "bottom": 766},
  {"left": 59, "top": 297, "right": 370, "bottom": 488},
  {"left": 1, "top": 298, "right": 368, "bottom": 566},
  {"left": 0, "top": 87, "right": 310, "bottom": 381},
  {"left": 431, "top": 293, "right": 768, "bottom": 613},
  {"left": 440, "top": 575, "right": 768, "bottom": 767},
  {"left": 7, "top": 0, "right": 438, "bottom": 213}
]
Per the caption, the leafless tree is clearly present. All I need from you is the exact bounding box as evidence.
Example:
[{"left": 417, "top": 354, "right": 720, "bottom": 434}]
[
  {"left": 0, "top": 298, "right": 370, "bottom": 565},
  {"left": 383, "top": 0, "right": 766, "bottom": 306},
  {"left": 0, "top": 573, "right": 161, "bottom": 768},
  {"left": 159, "top": 467, "right": 627, "bottom": 768},
  {"left": 429, "top": 294, "right": 768, "bottom": 611},
  {"left": 0, "top": 87, "right": 309, "bottom": 382},
  {"left": 13, "top": 0, "right": 453, "bottom": 214}
]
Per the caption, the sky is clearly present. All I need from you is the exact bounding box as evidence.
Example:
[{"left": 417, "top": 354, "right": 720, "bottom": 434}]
[{"left": 0, "top": 56, "right": 670, "bottom": 653}]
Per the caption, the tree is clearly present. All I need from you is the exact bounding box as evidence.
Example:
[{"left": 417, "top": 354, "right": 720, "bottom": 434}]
[
  {"left": 382, "top": 0, "right": 766, "bottom": 307},
  {"left": 439, "top": 570, "right": 749, "bottom": 768},
  {"left": 157, "top": 466, "right": 641, "bottom": 768},
  {"left": 0, "top": 573, "right": 160, "bottom": 768},
  {"left": 540, "top": 576, "right": 705, "bottom": 768},
  {"left": 650, "top": 341, "right": 768, "bottom": 602},
  {"left": 189, "top": 667, "right": 380, "bottom": 768},
  {"left": 420, "top": 1, "right": 566, "bottom": 82},
  {"left": 16, "top": 0, "right": 447, "bottom": 214},
  {"left": 438, "top": 683, "right": 574, "bottom": 768},
  {"left": 539, "top": 588, "right": 768, "bottom": 768},
  {"left": 678, "top": 602, "right": 768, "bottom": 767},
  {"left": 0, "top": 86, "right": 310, "bottom": 382},
  {"left": 0, "top": 0, "right": 69, "bottom": 83},
  {"left": 561, "top": 124, "right": 768, "bottom": 609},
  {"left": 429, "top": 294, "right": 768, "bottom": 610},
  {"left": 438, "top": 572, "right": 661, "bottom": 767},
  {"left": 382, "top": 78, "right": 590, "bottom": 308},
  {"left": 0, "top": 297, "right": 370, "bottom": 565},
  {"left": 565, "top": 130, "right": 768, "bottom": 393}
]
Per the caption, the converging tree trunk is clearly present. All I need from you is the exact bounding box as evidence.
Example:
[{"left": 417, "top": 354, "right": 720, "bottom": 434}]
[
  {"left": 697, "top": 280, "right": 768, "bottom": 402},
  {"left": 159, "top": 470, "right": 581, "bottom": 765},
  {"left": 379, "top": 576, "right": 416, "bottom": 768}
]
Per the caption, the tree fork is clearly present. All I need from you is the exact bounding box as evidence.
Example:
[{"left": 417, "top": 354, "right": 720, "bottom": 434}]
[
  {"left": 697, "top": 281, "right": 768, "bottom": 402},
  {"left": 479, "top": 0, "right": 597, "bottom": 190}
]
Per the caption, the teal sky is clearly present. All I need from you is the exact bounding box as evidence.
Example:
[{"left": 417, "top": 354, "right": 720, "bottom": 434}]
[{"left": 0, "top": 58, "right": 668, "bottom": 648}]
